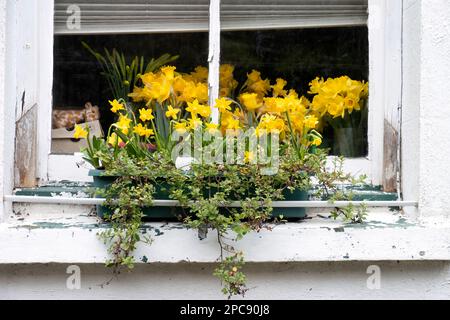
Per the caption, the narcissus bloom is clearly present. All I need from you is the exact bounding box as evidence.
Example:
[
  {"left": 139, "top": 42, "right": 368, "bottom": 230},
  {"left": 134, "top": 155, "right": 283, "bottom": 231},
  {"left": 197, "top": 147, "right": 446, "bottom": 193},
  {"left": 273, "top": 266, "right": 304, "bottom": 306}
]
[
  {"left": 240, "top": 93, "right": 261, "bottom": 111},
  {"left": 166, "top": 105, "right": 181, "bottom": 120},
  {"left": 215, "top": 98, "right": 232, "bottom": 113},
  {"left": 304, "top": 116, "right": 319, "bottom": 129},
  {"left": 109, "top": 99, "right": 125, "bottom": 113},
  {"left": 272, "top": 78, "right": 288, "bottom": 97},
  {"left": 187, "top": 99, "right": 210, "bottom": 118},
  {"left": 116, "top": 115, "right": 132, "bottom": 134},
  {"left": 133, "top": 123, "right": 154, "bottom": 138},
  {"left": 257, "top": 114, "right": 285, "bottom": 136},
  {"left": 107, "top": 132, "right": 123, "bottom": 147},
  {"left": 308, "top": 76, "right": 367, "bottom": 119},
  {"left": 205, "top": 123, "right": 219, "bottom": 135},
  {"left": 161, "top": 66, "right": 176, "bottom": 81},
  {"left": 190, "top": 66, "right": 209, "bottom": 83},
  {"left": 247, "top": 70, "right": 261, "bottom": 83},
  {"left": 312, "top": 137, "right": 323, "bottom": 147},
  {"left": 73, "top": 125, "right": 88, "bottom": 139},
  {"left": 174, "top": 121, "right": 188, "bottom": 134},
  {"left": 139, "top": 108, "right": 154, "bottom": 122},
  {"left": 188, "top": 117, "right": 203, "bottom": 130}
]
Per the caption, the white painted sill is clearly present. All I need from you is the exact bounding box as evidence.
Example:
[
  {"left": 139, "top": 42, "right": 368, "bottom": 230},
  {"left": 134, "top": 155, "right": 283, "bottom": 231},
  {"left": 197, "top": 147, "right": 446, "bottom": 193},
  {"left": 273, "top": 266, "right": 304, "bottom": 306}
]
[{"left": 1, "top": 208, "right": 450, "bottom": 264}]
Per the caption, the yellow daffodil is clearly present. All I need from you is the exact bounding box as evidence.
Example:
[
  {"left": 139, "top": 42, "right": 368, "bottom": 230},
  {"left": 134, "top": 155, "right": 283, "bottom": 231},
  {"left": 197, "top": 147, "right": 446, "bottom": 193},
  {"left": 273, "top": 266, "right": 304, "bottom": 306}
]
[
  {"left": 73, "top": 124, "right": 88, "bottom": 139},
  {"left": 190, "top": 66, "right": 209, "bottom": 83},
  {"left": 109, "top": 99, "right": 125, "bottom": 113},
  {"left": 195, "top": 83, "right": 209, "bottom": 103},
  {"left": 225, "top": 117, "right": 241, "bottom": 130},
  {"left": 240, "top": 93, "right": 262, "bottom": 111},
  {"left": 139, "top": 108, "right": 154, "bottom": 122},
  {"left": 304, "top": 116, "right": 319, "bottom": 129},
  {"left": 188, "top": 117, "right": 203, "bottom": 130},
  {"left": 220, "top": 64, "right": 235, "bottom": 80},
  {"left": 312, "top": 137, "right": 323, "bottom": 147},
  {"left": 308, "top": 77, "right": 325, "bottom": 94},
  {"left": 161, "top": 66, "right": 176, "bottom": 81},
  {"left": 198, "top": 105, "right": 212, "bottom": 118},
  {"left": 249, "top": 79, "right": 271, "bottom": 96},
  {"left": 247, "top": 70, "right": 261, "bottom": 83},
  {"left": 186, "top": 99, "right": 205, "bottom": 118},
  {"left": 257, "top": 114, "right": 285, "bottom": 135},
  {"left": 116, "top": 115, "right": 132, "bottom": 135},
  {"left": 215, "top": 98, "right": 232, "bottom": 113},
  {"left": 140, "top": 72, "right": 157, "bottom": 86},
  {"left": 263, "top": 97, "right": 287, "bottom": 114},
  {"left": 173, "top": 121, "right": 188, "bottom": 134},
  {"left": 308, "top": 76, "right": 367, "bottom": 119},
  {"left": 133, "top": 123, "right": 154, "bottom": 138},
  {"left": 166, "top": 105, "right": 181, "bottom": 120},
  {"left": 205, "top": 123, "right": 219, "bottom": 135},
  {"left": 178, "top": 81, "right": 197, "bottom": 103},
  {"left": 107, "top": 133, "right": 123, "bottom": 147},
  {"left": 150, "top": 78, "right": 172, "bottom": 104},
  {"left": 272, "top": 78, "right": 288, "bottom": 97}
]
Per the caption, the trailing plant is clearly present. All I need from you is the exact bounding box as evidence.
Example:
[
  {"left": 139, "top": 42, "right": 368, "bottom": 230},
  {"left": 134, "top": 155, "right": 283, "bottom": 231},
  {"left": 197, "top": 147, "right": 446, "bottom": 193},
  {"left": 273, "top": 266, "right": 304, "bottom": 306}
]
[
  {"left": 75, "top": 62, "right": 369, "bottom": 298},
  {"left": 84, "top": 146, "right": 365, "bottom": 298}
]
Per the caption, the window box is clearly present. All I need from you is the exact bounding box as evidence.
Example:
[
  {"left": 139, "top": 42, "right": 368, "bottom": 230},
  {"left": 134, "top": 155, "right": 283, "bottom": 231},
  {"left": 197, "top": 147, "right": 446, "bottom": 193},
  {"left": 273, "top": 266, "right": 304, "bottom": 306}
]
[{"left": 89, "top": 169, "right": 309, "bottom": 219}]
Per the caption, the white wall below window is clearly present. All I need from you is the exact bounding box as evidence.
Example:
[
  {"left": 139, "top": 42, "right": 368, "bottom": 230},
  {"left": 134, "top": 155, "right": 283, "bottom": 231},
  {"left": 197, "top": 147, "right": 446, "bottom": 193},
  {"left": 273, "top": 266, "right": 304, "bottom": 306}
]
[{"left": 1, "top": 262, "right": 450, "bottom": 300}]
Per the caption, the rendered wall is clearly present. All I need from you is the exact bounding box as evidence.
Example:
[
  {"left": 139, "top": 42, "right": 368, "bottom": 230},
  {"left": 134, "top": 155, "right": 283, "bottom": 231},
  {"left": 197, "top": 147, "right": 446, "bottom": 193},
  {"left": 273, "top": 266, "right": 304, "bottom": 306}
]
[{"left": 1, "top": 262, "right": 450, "bottom": 300}]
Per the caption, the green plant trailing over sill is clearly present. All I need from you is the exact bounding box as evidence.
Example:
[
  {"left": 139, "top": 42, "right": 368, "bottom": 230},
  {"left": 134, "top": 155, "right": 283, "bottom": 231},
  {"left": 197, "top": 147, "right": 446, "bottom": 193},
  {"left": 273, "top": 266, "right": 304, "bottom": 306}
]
[{"left": 96, "top": 148, "right": 367, "bottom": 299}]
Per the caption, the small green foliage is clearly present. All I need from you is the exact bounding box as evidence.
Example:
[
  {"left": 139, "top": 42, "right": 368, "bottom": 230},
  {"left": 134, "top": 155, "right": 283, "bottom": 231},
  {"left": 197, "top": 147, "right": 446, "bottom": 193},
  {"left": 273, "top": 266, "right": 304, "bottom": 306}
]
[
  {"left": 213, "top": 253, "right": 248, "bottom": 298},
  {"left": 96, "top": 148, "right": 367, "bottom": 298},
  {"left": 330, "top": 203, "right": 368, "bottom": 224}
]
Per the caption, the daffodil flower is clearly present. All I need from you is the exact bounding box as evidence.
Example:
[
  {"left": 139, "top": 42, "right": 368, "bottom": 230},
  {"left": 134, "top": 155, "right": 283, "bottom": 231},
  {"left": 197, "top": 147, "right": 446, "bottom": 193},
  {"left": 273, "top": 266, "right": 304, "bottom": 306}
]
[
  {"left": 133, "top": 123, "right": 154, "bottom": 138},
  {"left": 139, "top": 108, "right": 154, "bottom": 122},
  {"left": 166, "top": 105, "right": 181, "bottom": 120},
  {"left": 109, "top": 99, "right": 125, "bottom": 113},
  {"left": 240, "top": 93, "right": 261, "bottom": 111},
  {"left": 173, "top": 121, "right": 188, "bottom": 134},
  {"left": 205, "top": 123, "right": 219, "bottom": 135},
  {"left": 215, "top": 98, "right": 232, "bottom": 113},
  {"left": 115, "top": 115, "right": 132, "bottom": 135},
  {"left": 73, "top": 124, "right": 88, "bottom": 139}
]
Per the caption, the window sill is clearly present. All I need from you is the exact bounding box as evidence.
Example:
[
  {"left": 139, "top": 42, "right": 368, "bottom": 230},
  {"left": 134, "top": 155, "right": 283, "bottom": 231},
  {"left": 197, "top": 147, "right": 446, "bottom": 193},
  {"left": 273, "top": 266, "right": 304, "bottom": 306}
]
[{"left": 1, "top": 211, "right": 449, "bottom": 264}]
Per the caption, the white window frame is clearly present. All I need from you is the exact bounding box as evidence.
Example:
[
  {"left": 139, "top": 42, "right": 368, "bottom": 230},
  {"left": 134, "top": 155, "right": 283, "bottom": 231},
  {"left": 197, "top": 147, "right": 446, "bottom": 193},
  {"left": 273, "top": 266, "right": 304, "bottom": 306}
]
[{"left": 15, "top": 0, "right": 401, "bottom": 187}]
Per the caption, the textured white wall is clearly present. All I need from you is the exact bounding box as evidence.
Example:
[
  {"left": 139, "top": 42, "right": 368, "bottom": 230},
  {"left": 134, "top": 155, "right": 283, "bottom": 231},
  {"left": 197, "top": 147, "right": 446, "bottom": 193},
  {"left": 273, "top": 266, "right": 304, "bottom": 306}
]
[
  {"left": 402, "top": 0, "right": 421, "bottom": 218},
  {"left": 0, "top": 0, "right": 16, "bottom": 221},
  {"left": 418, "top": 0, "right": 450, "bottom": 217},
  {"left": 1, "top": 262, "right": 450, "bottom": 300},
  {"left": 0, "top": 0, "right": 6, "bottom": 221}
]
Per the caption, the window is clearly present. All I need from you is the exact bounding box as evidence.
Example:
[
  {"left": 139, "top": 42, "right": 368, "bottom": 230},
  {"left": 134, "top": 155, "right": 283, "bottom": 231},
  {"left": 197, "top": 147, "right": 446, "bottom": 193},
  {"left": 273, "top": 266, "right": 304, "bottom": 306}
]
[{"left": 23, "top": 0, "right": 400, "bottom": 189}]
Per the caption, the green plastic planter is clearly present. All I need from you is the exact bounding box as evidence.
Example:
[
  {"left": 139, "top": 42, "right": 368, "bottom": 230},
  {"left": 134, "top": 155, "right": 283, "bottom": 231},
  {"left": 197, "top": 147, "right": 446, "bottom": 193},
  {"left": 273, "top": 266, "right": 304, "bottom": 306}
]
[
  {"left": 90, "top": 170, "right": 308, "bottom": 220},
  {"left": 90, "top": 170, "right": 180, "bottom": 219}
]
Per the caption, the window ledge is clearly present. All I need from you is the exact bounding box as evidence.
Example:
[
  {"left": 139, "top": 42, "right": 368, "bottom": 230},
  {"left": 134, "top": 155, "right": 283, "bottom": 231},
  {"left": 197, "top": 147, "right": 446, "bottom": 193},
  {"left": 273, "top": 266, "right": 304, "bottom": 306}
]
[{"left": 1, "top": 212, "right": 450, "bottom": 264}]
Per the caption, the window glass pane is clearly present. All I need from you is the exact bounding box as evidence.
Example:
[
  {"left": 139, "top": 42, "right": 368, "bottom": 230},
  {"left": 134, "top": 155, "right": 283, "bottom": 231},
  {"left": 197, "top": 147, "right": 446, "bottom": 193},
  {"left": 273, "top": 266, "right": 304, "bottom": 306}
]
[
  {"left": 220, "top": 27, "right": 369, "bottom": 157},
  {"left": 52, "top": 33, "right": 208, "bottom": 154}
]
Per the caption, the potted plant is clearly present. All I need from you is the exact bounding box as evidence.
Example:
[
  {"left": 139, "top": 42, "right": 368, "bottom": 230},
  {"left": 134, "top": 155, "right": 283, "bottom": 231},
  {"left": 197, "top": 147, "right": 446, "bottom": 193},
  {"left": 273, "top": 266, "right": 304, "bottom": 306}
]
[{"left": 75, "top": 58, "right": 367, "bottom": 298}]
